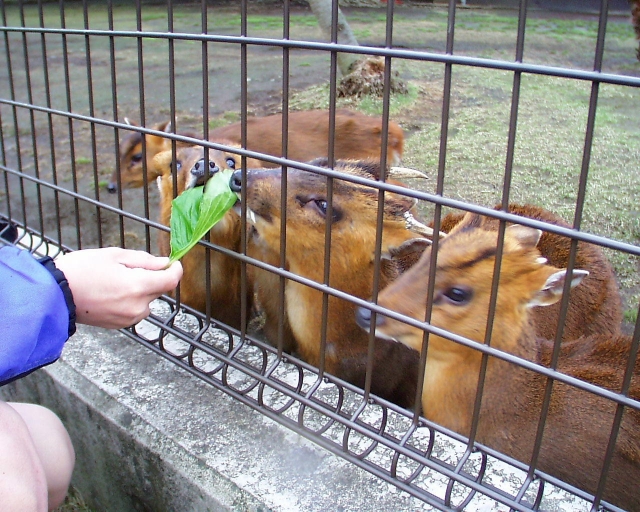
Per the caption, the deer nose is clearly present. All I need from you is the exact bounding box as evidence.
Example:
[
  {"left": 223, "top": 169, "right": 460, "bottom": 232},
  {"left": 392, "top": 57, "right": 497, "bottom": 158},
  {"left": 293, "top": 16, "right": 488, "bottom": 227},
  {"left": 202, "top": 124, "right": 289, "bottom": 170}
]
[
  {"left": 355, "top": 306, "right": 385, "bottom": 331},
  {"left": 191, "top": 158, "right": 219, "bottom": 178},
  {"left": 107, "top": 182, "right": 118, "bottom": 193},
  {"left": 229, "top": 169, "right": 243, "bottom": 193}
]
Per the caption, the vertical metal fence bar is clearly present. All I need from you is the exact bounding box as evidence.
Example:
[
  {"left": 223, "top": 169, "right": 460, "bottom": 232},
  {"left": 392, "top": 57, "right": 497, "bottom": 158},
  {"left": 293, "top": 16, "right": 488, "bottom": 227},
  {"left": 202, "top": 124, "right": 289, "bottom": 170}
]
[
  {"left": 465, "top": 0, "right": 531, "bottom": 463},
  {"left": 2, "top": 2, "right": 27, "bottom": 235},
  {"left": 167, "top": 0, "right": 177, "bottom": 195},
  {"left": 136, "top": 0, "right": 151, "bottom": 254},
  {"left": 200, "top": 0, "right": 215, "bottom": 325},
  {"left": 579, "top": 1, "right": 627, "bottom": 506},
  {"left": 83, "top": 0, "right": 103, "bottom": 248},
  {"left": 317, "top": 0, "right": 340, "bottom": 385},
  {"left": 276, "top": 0, "right": 291, "bottom": 357},
  {"left": 59, "top": 0, "right": 81, "bottom": 249},
  {"left": 467, "top": 1, "right": 529, "bottom": 468},
  {"left": 36, "top": 0, "right": 61, "bottom": 246},
  {"left": 417, "top": 0, "right": 457, "bottom": 427},
  {"left": 593, "top": 303, "right": 640, "bottom": 509},
  {"left": 106, "top": 0, "right": 124, "bottom": 249},
  {"left": 0, "top": 4, "right": 7, "bottom": 227},
  {"left": 239, "top": 0, "right": 249, "bottom": 346},
  {"left": 527, "top": 10, "right": 612, "bottom": 509},
  {"left": 0, "top": 105, "right": 6, "bottom": 221},
  {"left": 19, "top": 2, "right": 45, "bottom": 244},
  {"left": 365, "top": 0, "right": 397, "bottom": 410}
]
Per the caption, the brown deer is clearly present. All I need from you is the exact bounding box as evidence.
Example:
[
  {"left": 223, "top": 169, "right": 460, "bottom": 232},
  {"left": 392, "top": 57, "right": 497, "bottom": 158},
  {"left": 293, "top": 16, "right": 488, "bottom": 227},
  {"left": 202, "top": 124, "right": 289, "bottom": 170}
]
[
  {"left": 110, "top": 119, "right": 197, "bottom": 192},
  {"left": 155, "top": 145, "right": 254, "bottom": 330},
  {"left": 109, "top": 109, "right": 405, "bottom": 192},
  {"left": 229, "top": 159, "right": 431, "bottom": 408},
  {"left": 357, "top": 212, "right": 639, "bottom": 510},
  {"left": 435, "top": 204, "right": 622, "bottom": 341}
]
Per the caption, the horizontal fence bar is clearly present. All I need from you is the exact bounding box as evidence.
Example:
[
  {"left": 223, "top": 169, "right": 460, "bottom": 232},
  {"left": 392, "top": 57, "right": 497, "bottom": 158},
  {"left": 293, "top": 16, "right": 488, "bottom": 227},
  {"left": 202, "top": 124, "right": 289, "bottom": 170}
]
[{"left": 1, "top": 26, "right": 640, "bottom": 88}]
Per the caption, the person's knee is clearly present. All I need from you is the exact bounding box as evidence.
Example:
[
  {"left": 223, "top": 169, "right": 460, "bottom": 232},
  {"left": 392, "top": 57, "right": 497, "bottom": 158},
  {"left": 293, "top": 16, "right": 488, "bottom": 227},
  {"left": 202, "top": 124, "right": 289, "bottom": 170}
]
[
  {"left": 0, "top": 401, "right": 49, "bottom": 511},
  {"left": 7, "top": 403, "right": 75, "bottom": 510}
]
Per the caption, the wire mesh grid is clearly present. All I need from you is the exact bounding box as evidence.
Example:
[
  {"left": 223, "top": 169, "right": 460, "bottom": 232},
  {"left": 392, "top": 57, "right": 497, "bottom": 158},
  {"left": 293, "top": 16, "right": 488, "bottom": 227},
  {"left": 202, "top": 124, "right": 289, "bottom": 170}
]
[{"left": 1, "top": 0, "right": 640, "bottom": 511}]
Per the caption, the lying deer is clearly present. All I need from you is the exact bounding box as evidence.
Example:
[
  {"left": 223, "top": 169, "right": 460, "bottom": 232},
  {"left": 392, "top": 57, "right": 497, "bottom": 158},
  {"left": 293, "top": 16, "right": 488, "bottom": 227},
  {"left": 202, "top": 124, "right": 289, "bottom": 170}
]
[
  {"left": 110, "top": 109, "right": 405, "bottom": 192},
  {"left": 229, "top": 159, "right": 432, "bottom": 408},
  {"left": 356, "top": 211, "right": 639, "bottom": 510},
  {"left": 436, "top": 204, "right": 622, "bottom": 341},
  {"left": 155, "top": 145, "right": 255, "bottom": 330}
]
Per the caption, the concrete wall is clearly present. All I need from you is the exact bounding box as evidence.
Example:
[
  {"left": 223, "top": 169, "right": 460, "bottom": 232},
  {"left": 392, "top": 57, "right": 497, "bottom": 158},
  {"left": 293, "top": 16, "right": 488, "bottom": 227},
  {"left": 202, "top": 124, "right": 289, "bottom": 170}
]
[{"left": 0, "top": 324, "right": 430, "bottom": 512}]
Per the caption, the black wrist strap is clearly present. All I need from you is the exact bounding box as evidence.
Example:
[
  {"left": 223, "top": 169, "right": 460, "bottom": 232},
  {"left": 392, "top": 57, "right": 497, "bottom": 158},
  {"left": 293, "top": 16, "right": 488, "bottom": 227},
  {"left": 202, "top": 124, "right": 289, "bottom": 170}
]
[{"left": 38, "top": 256, "right": 77, "bottom": 337}]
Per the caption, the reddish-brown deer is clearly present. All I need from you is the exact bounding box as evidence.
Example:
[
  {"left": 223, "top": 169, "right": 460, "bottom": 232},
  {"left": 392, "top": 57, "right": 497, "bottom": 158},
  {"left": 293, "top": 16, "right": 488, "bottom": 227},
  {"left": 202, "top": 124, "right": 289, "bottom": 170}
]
[
  {"left": 155, "top": 145, "right": 254, "bottom": 330},
  {"left": 357, "top": 212, "right": 639, "bottom": 510},
  {"left": 110, "top": 109, "right": 405, "bottom": 192},
  {"left": 110, "top": 120, "right": 197, "bottom": 192},
  {"left": 436, "top": 204, "right": 622, "bottom": 341},
  {"left": 229, "top": 159, "right": 431, "bottom": 408}
]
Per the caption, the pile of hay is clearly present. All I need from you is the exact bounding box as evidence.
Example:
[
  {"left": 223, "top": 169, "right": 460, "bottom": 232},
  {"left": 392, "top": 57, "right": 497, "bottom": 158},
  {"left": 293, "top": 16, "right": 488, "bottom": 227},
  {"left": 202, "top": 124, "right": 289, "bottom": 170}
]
[{"left": 337, "top": 56, "right": 408, "bottom": 98}]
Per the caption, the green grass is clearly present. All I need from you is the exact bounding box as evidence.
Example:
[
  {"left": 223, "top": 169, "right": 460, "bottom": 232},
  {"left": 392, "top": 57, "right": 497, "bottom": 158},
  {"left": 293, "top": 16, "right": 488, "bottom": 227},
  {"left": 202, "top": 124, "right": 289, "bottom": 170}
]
[{"left": 54, "top": 486, "right": 93, "bottom": 512}]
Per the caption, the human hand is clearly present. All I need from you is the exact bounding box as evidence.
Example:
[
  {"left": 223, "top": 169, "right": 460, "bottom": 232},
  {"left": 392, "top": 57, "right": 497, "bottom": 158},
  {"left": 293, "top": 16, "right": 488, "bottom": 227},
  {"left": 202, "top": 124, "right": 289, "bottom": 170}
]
[{"left": 54, "top": 247, "right": 183, "bottom": 329}]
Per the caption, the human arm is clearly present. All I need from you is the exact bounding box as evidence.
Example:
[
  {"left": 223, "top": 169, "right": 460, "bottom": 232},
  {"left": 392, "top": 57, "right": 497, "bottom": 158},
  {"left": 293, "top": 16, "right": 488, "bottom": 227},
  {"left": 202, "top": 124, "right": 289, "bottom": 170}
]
[
  {"left": 0, "top": 246, "right": 182, "bottom": 385},
  {"left": 53, "top": 247, "right": 182, "bottom": 329}
]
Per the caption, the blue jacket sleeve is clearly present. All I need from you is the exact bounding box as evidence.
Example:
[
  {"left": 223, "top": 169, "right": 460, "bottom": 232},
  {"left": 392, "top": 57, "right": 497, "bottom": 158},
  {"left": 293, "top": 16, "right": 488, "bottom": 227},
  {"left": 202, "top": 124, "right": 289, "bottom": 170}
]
[{"left": 0, "top": 246, "right": 76, "bottom": 385}]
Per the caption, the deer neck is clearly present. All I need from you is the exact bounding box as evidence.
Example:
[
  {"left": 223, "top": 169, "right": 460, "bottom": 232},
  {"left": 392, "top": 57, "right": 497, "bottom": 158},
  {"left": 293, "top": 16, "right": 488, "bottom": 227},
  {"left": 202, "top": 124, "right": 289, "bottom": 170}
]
[
  {"left": 421, "top": 320, "right": 539, "bottom": 439},
  {"left": 286, "top": 258, "right": 375, "bottom": 368}
]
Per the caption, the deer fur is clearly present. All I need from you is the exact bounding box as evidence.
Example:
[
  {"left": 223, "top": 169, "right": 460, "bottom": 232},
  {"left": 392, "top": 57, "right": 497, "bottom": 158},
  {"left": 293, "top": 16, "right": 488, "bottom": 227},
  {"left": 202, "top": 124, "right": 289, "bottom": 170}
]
[
  {"left": 110, "top": 109, "right": 405, "bottom": 191},
  {"left": 435, "top": 204, "right": 622, "bottom": 341},
  {"left": 361, "top": 212, "right": 639, "bottom": 510},
  {"left": 155, "top": 145, "right": 252, "bottom": 330},
  {"left": 231, "top": 159, "right": 427, "bottom": 408}
]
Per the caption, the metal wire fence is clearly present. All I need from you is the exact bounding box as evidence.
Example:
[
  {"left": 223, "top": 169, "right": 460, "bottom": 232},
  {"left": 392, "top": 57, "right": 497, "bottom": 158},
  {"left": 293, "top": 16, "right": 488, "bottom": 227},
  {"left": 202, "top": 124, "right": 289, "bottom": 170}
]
[{"left": 1, "top": 0, "right": 639, "bottom": 510}]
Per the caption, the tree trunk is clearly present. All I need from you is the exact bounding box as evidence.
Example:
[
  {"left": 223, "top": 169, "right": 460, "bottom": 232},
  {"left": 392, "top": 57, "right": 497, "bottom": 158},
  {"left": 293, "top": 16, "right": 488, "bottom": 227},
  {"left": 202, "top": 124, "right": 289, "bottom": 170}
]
[{"left": 307, "top": 0, "right": 360, "bottom": 76}]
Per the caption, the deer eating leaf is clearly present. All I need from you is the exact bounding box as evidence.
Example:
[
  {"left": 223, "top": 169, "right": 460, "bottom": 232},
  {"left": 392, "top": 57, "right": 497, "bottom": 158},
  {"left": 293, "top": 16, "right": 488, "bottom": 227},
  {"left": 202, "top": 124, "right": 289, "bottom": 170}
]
[{"left": 168, "top": 168, "right": 236, "bottom": 264}]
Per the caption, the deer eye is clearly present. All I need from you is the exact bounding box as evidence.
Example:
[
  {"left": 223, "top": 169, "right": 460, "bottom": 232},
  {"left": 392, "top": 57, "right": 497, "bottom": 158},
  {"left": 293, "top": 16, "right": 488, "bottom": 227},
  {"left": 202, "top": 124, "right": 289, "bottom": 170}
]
[
  {"left": 131, "top": 153, "right": 143, "bottom": 164},
  {"left": 296, "top": 195, "right": 342, "bottom": 222},
  {"left": 314, "top": 199, "right": 328, "bottom": 215},
  {"left": 175, "top": 160, "right": 182, "bottom": 172},
  {"left": 442, "top": 286, "right": 472, "bottom": 305},
  {"left": 225, "top": 157, "right": 236, "bottom": 169}
]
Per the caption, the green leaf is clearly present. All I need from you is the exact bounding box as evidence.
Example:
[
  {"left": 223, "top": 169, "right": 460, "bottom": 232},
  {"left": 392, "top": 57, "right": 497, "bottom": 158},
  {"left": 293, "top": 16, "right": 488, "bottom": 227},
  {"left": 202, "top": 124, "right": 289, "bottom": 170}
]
[{"left": 168, "top": 169, "right": 237, "bottom": 264}]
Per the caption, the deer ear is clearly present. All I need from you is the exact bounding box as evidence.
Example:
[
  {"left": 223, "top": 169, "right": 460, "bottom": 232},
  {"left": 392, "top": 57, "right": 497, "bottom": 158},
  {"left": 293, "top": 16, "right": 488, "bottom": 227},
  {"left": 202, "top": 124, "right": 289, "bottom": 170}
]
[
  {"left": 448, "top": 212, "right": 484, "bottom": 234},
  {"left": 147, "top": 127, "right": 172, "bottom": 152},
  {"left": 158, "top": 120, "right": 172, "bottom": 133},
  {"left": 528, "top": 269, "right": 589, "bottom": 307},
  {"left": 379, "top": 237, "right": 430, "bottom": 280},
  {"left": 382, "top": 237, "right": 430, "bottom": 265},
  {"left": 507, "top": 224, "right": 542, "bottom": 250}
]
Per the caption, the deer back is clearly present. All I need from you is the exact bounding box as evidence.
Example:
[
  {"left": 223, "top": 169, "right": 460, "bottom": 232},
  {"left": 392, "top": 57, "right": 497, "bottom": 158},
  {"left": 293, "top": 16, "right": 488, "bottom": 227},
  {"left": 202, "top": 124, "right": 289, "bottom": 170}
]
[{"left": 210, "top": 109, "right": 404, "bottom": 168}]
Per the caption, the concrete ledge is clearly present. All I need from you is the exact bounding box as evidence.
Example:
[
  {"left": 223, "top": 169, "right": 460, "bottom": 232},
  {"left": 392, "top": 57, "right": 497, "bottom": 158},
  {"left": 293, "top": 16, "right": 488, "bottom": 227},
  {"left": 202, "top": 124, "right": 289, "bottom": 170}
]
[{"left": 0, "top": 324, "right": 427, "bottom": 511}]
